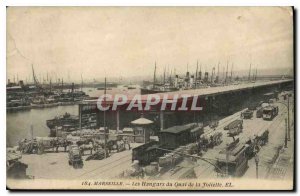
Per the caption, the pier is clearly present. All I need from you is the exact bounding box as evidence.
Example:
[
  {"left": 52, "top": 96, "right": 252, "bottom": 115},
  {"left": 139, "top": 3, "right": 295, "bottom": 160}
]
[{"left": 78, "top": 79, "right": 293, "bottom": 131}]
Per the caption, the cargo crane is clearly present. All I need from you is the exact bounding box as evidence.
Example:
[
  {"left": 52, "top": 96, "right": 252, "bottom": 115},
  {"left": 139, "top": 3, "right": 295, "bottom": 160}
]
[{"left": 32, "top": 64, "right": 43, "bottom": 91}]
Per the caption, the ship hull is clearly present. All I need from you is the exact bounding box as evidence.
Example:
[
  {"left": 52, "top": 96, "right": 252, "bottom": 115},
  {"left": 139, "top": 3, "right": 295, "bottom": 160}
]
[{"left": 140, "top": 88, "right": 179, "bottom": 95}]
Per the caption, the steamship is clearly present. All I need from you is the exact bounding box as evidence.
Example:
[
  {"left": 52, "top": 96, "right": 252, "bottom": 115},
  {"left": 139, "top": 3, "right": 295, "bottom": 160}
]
[
  {"left": 140, "top": 62, "right": 180, "bottom": 95},
  {"left": 140, "top": 84, "right": 179, "bottom": 95}
]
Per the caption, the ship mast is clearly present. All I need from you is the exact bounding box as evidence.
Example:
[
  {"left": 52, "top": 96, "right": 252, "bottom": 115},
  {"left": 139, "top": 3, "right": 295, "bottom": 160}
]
[
  {"left": 195, "top": 61, "right": 198, "bottom": 88},
  {"left": 225, "top": 60, "right": 229, "bottom": 84},
  {"left": 255, "top": 68, "right": 258, "bottom": 81},
  {"left": 81, "top": 74, "right": 83, "bottom": 91},
  {"left": 230, "top": 63, "right": 233, "bottom": 82},
  {"left": 163, "top": 66, "right": 166, "bottom": 85},
  {"left": 217, "top": 62, "right": 220, "bottom": 78},
  {"left": 248, "top": 63, "right": 252, "bottom": 81},
  {"left": 153, "top": 62, "right": 157, "bottom": 89}
]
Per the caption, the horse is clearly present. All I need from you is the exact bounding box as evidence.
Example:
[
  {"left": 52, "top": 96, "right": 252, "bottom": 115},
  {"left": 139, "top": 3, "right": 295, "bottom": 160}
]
[{"left": 79, "top": 142, "right": 94, "bottom": 155}]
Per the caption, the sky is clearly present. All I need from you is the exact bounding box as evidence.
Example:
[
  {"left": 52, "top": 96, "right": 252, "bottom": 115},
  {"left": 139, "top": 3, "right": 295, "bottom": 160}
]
[{"left": 6, "top": 7, "right": 293, "bottom": 83}]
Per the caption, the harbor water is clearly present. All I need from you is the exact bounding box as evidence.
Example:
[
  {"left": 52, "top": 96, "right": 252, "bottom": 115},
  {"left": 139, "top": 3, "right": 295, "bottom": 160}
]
[
  {"left": 6, "top": 105, "right": 78, "bottom": 147},
  {"left": 6, "top": 87, "right": 140, "bottom": 147}
]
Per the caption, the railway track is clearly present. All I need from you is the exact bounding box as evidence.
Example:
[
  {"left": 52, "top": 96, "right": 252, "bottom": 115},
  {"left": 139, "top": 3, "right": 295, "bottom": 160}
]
[
  {"left": 77, "top": 98, "right": 293, "bottom": 180},
  {"left": 77, "top": 152, "right": 132, "bottom": 178},
  {"left": 193, "top": 102, "right": 291, "bottom": 179}
]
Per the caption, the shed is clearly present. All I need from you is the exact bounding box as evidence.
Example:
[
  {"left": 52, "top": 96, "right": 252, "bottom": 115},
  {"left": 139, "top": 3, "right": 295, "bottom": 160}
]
[{"left": 159, "top": 123, "right": 196, "bottom": 149}]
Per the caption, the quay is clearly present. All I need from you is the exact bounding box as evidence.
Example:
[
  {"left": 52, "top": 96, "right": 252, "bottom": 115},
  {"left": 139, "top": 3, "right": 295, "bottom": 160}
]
[{"left": 18, "top": 89, "right": 294, "bottom": 181}]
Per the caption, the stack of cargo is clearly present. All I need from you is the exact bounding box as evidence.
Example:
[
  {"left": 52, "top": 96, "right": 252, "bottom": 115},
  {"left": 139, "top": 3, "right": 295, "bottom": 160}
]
[{"left": 144, "top": 162, "right": 159, "bottom": 176}]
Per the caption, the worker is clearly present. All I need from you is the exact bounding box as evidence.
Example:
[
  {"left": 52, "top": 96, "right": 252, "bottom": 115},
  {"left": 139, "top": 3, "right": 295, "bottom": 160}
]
[
  {"left": 124, "top": 138, "right": 131, "bottom": 150},
  {"left": 89, "top": 142, "right": 93, "bottom": 155},
  {"left": 63, "top": 139, "right": 68, "bottom": 152},
  {"left": 55, "top": 138, "right": 59, "bottom": 153},
  {"left": 210, "top": 135, "right": 214, "bottom": 147},
  {"left": 80, "top": 146, "right": 84, "bottom": 156}
]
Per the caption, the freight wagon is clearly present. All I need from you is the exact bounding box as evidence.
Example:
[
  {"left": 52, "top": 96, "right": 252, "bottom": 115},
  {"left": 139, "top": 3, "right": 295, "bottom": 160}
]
[{"left": 223, "top": 119, "right": 243, "bottom": 130}]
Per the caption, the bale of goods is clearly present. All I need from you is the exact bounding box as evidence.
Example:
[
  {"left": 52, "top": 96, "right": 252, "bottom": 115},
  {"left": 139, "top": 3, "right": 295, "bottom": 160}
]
[
  {"left": 144, "top": 163, "right": 159, "bottom": 176},
  {"left": 224, "top": 120, "right": 243, "bottom": 130},
  {"left": 174, "top": 154, "right": 183, "bottom": 164},
  {"left": 159, "top": 154, "right": 173, "bottom": 168},
  {"left": 183, "top": 149, "right": 191, "bottom": 155},
  {"left": 150, "top": 162, "right": 159, "bottom": 169},
  {"left": 174, "top": 147, "right": 183, "bottom": 153},
  {"left": 179, "top": 146, "right": 187, "bottom": 151},
  {"left": 158, "top": 156, "right": 167, "bottom": 167},
  {"left": 186, "top": 143, "right": 197, "bottom": 154}
]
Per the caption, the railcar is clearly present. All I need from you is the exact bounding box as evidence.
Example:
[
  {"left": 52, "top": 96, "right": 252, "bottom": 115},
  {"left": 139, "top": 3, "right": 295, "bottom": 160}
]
[
  {"left": 215, "top": 144, "right": 248, "bottom": 177},
  {"left": 262, "top": 106, "right": 279, "bottom": 120}
]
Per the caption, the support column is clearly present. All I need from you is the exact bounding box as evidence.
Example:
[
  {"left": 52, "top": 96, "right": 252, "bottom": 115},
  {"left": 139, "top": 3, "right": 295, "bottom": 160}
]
[
  {"left": 160, "top": 111, "right": 164, "bottom": 131},
  {"left": 116, "top": 110, "right": 120, "bottom": 131}
]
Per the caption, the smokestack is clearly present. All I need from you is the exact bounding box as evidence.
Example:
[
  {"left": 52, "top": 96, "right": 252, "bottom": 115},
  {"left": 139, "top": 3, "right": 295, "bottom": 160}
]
[
  {"left": 190, "top": 75, "right": 194, "bottom": 88},
  {"left": 204, "top": 72, "right": 209, "bottom": 82},
  {"left": 175, "top": 75, "right": 179, "bottom": 87},
  {"left": 199, "top": 64, "right": 202, "bottom": 80}
]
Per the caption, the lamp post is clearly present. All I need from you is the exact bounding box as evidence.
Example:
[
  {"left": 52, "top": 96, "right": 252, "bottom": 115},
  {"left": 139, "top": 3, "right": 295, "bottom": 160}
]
[
  {"left": 285, "top": 118, "right": 288, "bottom": 148},
  {"left": 278, "top": 93, "right": 291, "bottom": 141}
]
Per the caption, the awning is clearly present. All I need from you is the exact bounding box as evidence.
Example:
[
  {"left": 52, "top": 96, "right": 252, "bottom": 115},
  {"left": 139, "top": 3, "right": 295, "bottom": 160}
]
[{"left": 131, "top": 117, "right": 153, "bottom": 125}]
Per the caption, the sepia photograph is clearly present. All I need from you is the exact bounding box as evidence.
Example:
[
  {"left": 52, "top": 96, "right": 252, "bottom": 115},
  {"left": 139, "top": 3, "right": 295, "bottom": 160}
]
[{"left": 6, "top": 6, "right": 294, "bottom": 190}]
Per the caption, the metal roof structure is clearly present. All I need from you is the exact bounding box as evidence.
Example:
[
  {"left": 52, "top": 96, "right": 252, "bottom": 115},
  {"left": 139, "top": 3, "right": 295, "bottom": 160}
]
[{"left": 160, "top": 123, "right": 196, "bottom": 134}]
